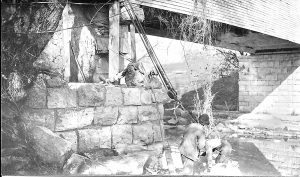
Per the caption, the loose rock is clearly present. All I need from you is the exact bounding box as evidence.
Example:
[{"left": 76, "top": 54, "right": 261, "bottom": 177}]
[
  {"left": 63, "top": 153, "right": 89, "bottom": 175},
  {"left": 29, "top": 126, "right": 73, "bottom": 165}
]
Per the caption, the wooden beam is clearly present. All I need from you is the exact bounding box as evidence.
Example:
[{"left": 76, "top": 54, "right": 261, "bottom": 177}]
[
  {"left": 120, "top": 25, "right": 129, "bottom": 71},
  {"left": 109, "top": 0, "right": 120, "bottom": 79},
  {"left": 69, "top": 42, "right": 78, "bottom": 82},
  {"left": 62, "top": 4, "right": 73, "bottom": 81},
  {"left": 130, "top": 24, "right": 136, "bottom": 62}
]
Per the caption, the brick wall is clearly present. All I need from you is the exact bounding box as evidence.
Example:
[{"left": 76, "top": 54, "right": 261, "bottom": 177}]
[
  {"left": 21, "top": 77, "right": 168, "bottom": 153},
  {"left": 239, "top": 53, "right": 300, "bottom": 115}
]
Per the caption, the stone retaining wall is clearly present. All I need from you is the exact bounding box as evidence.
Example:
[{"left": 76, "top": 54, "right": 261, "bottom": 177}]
[
  {"left": 250, "top": 139, "right": 300, "bottom": 176},
  {"left": 21, "top": 78, "right": 169, "bottom": 153},
  {"left": 239, "top": 53, "right": 300, "bottom": 114}
]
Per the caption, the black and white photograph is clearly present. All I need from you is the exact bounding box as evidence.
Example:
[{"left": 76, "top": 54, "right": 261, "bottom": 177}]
[{"left": 1, "top": 0, "right": 300, "bottom": 176}]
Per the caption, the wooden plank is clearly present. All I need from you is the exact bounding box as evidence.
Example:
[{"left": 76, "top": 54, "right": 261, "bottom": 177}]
[
  {"left": 95, "top": 37, "right": 109, "bottom": 54},
  {"left": 109, "top": 0, "right": 120, "bottom": 79},
  {"left": 130, "top": 24, "right": 137, "bottom": 62}
]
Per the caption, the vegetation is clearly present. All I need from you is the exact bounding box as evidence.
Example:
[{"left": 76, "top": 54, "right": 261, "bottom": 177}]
[
  {"left": 145, "top": 0, "right": 240, "bottom": 128},
  {"left": 1, "top": 1, "right": 65, "bottom": 175}
]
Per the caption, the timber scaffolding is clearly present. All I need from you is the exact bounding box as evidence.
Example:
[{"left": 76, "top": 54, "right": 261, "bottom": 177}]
[{"left": 51, "top": 0, "right": 299, "bottom": 85}]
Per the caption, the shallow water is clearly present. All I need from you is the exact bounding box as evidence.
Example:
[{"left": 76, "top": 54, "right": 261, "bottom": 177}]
[{"left": 165, "top": 126, "right": 300, "bottom": 176}]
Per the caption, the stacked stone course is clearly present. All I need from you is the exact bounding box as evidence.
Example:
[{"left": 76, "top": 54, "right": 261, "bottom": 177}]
[
  {"left": 239, "top": 53, "right": 300, "bottom": 114},
  {"left": 22, "top": 82, "right": 169, "bottom": 153}
]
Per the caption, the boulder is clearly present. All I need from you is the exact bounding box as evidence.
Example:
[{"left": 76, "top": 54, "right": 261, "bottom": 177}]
[
  {"left": 63, "top": 153, "right": 89, "bottom": 175},
  {"left": 29, "top": 126, "right": 72, "bottom": 165},
  {"left": 25, "top": 74, "right": 47, "bottom": 108}
]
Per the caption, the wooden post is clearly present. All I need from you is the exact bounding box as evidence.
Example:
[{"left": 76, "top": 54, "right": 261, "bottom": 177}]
[
  {"left": 119, "top": 25, "right": 129, "bottom": 71},
  {"left": 130, "top": 23, "right": 136, "bottom": 62},
  {"left": 69, "top": 42, "right": 78, "bottom": 82},
  {"left": 62, "top": 4, "right": 74, "bottom": 81},
  {"left": 109, "top": 0, "right": 120, "bottom": 80}
]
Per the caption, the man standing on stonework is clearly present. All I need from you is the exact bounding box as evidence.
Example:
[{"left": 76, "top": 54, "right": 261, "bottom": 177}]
[{"left": 179, "top": 113, "right": 232, "bottom": 174}]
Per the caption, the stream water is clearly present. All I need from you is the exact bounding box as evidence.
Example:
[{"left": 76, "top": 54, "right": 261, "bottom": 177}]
[{"left": 164, "top": 126, "right": 300, "bottom": 176}]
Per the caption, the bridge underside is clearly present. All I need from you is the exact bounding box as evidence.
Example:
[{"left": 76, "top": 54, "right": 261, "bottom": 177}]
[{"left": 140, "top": 6, "right": 300, "bottom": 54}]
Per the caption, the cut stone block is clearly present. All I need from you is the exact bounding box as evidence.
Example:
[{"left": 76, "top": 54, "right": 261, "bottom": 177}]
[
  {"left": 112, "top": 124, "right": 132, "bottom": 146},
  {"left": 25, "top": 75, "right": 47, "bottom": 108},
  {"left": 132, "top": 122, "right": 154, "bottom": 145},
  {"left": 56, "top": 108, "right": 94, "bottom": 131},
  {"left": 56, "top": 131, "right": 78, "bottom": 152},
  {"left": 115, "top": 144, "right": 147, "bottom": 155},
  {"left": 152, "top": 121, "right": 163, "bottom": 142},
  {"left": 152, "top": 89, "right": 170, "bottom": 103},
  {"left": 157, "top": 103, "right": 165, "bottom": 119},
  {"left": 138, "top": 105, "right": 160, "bottom": 122},
  {"left": 78, "top": 83, "right": 105, "bottom": 106},
  {"left": 45, "top": 76, "right": 67, "bottom": 88},
  {"left": 105, "top": 86, "right": 123, "bottom": 106},
  {"left": 94, "top": 106, "right": 118, "bottom": 126},
  {"left": 21, "top": 109, "right": 55, "bottom": 131},
  {"left": 123, "top": 87, "right": 141, "bottom": 105},
  {"left": 78, "top": 127, "right": 112, "bottom": 152},
  {"left": 29, "top": 126, "right": 72, "bottom": 165},
  {"left": 118, "top": 106, "right": 138, "bottom": 124},
  {"left": 48, "top": 87, "right": 77, "bottom": 108},
  {"left": 140, "top": 89, "right": 153, "bottom": 105}
]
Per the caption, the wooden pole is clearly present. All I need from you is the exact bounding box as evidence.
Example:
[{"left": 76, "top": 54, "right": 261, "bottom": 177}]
[
  {"left": 130, "top": 23, "right": 136, "bottom": 62},
  {"left": 108, "top": 0, "right": 120, "bottom": 80},
  {"left": 62, "top": 4, "right": 73, "bottom": 81},
  {"left": 69, "top": 42, "right": 78, "bottom": 82}
]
